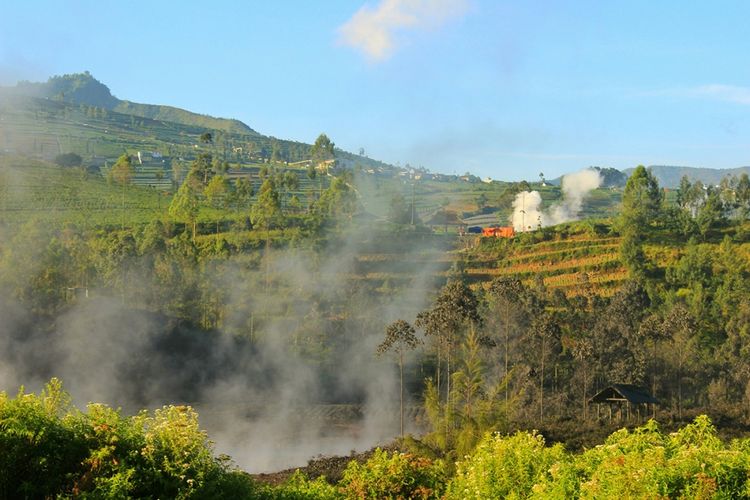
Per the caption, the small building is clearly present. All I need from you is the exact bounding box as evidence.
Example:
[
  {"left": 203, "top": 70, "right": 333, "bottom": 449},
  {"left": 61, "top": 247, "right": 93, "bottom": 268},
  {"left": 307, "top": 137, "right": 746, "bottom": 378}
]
[
  {"left": 589, "top": 384, "right": 659, "bottom": 422},
  {"left": 482, "top": 226, "right": 515, "bottom": 238}
]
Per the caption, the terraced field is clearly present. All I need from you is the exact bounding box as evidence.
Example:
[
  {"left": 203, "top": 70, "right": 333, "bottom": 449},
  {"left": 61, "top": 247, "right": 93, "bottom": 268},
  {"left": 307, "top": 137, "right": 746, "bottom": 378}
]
[{"left": 462, "top": 232, "right": 628, "bottom": 297}]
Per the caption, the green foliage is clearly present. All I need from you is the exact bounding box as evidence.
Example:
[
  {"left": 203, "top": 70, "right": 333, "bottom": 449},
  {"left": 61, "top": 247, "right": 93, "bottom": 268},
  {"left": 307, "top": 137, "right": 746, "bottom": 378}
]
[
  {"left": 446, "top": 431, "right": 567, "bottom": 499},
  {"left": 310, "top": 133, "right": 335, "bottom": 166},
  {"left": 621, "top": 165, "right": 663, "bottom": 228},
  {"left": 0, "top": 379, "right": 87, "bottom": 499},
  {"left": 251, "top": 177, "right": 282, "bottom": 230},
  {"left": 54, "top": 152, "right": 83, "bottom": 167},
  {"left": 0, "top": 379, "right": 258, "bottom": 499},
  {"left": 339, "top": 449, "right": 446, "bottom": 499},
  {"left": 443, "top": 417, "right": 750, "bottom": 500},
  {"left": 109, "top": 153, "right": 134, "bottom": 186},
  {"left": 260, "top": 470, "right": 340, "bottom": 499}
]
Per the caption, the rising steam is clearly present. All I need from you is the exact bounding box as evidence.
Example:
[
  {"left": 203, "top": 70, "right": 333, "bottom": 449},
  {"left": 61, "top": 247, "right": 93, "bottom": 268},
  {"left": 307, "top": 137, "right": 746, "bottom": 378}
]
[
  {"left": 0, "top": 168, "right": 448, "bottom": 473},
  {"left": 511, "top": 168, "right": 602, "bottom": 231}
]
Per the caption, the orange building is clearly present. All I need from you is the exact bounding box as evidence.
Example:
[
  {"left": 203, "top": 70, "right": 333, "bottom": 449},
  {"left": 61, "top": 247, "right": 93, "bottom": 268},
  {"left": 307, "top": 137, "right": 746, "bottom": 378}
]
[{"left": 482, "top": 226, "right": 515, "bottom": 238}]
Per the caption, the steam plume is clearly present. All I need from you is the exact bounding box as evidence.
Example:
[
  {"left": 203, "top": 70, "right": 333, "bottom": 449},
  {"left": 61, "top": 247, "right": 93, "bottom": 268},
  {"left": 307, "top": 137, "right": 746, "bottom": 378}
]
[{"left": 511, "top": 168, "right": 602, "bottom": 230}]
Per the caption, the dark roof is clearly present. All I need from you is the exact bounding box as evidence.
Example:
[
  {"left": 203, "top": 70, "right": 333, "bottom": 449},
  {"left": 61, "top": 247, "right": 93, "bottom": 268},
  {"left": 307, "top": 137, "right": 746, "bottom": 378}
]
[{"left": 589, "top": 384, "right": 659, "bottom": 405}]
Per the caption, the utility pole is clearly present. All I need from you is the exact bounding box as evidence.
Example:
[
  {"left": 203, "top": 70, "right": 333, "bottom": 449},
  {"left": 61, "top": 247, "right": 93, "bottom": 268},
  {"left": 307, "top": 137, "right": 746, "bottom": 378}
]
[{"left": 411, "top": 181, "right": 415, "bottom": 226}]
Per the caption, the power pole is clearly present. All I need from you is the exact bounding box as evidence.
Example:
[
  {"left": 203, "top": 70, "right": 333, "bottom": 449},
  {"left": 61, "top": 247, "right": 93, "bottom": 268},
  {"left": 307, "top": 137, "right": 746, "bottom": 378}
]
[{"left": 411, "top": 181, "right": 415, "bottom": 226}]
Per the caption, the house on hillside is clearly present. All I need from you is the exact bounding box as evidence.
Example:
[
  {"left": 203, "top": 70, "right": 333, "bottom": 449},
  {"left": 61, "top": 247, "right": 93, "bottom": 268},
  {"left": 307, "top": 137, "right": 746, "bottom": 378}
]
[{"left": 590, "top": 384, "right": 659, "bottom": 422}]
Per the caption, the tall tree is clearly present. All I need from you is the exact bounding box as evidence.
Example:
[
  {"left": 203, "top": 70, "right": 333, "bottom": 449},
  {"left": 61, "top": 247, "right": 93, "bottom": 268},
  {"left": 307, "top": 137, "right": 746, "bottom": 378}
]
[
  {"left": 378, "top": 319, "right": 421, "bottom": 438},
  {"left": 110, "top": 154, "right": 134, "bottom": 230},
  {"left": 204, "top": 175, "right": 230, "bottom": 234},
  {"left": 169, "top": 172, "right": 202, "bottom": 242},
  {"left": 619, "top": 166, "right": 662, "bottom": 278},
  {"left": 310, "top": 133, "right": 335, "bottom": 167}
]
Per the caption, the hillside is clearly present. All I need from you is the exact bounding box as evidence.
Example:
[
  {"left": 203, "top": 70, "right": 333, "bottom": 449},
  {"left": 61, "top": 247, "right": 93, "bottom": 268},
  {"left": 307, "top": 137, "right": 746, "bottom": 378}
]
[
  {"left": 5, "top": 72, "right": 257, "bottom": 135},
  {"left": 625, "top": 165, "right": 750, "bottom": 188},
  {"left": 460, "top": 219, "right": 750, "bottom": 298},
  {"left": 0, "top": 72, "right": 397, "bottom": 174}
]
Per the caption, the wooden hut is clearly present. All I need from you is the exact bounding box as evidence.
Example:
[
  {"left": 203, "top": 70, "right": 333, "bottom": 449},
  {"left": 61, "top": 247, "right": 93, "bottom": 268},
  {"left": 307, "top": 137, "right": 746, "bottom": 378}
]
[{"left": 589, "top": 384, "right": 659, "bottom": 422}]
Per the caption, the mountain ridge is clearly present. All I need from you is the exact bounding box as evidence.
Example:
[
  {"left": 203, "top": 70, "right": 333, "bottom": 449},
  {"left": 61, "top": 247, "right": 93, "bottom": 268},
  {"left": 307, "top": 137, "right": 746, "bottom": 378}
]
[
  {"left": 3, "top": 71, "right": 257, "bottom": 135},
  {"left": 624, "top": 165, "right": 750, "bottom": 188}
]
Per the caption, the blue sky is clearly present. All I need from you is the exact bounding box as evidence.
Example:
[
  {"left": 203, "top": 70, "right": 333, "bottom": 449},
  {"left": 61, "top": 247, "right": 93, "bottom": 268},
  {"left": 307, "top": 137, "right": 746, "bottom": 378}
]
[{"left": 1, "top": 0, "right": 749, "bottom": 180}]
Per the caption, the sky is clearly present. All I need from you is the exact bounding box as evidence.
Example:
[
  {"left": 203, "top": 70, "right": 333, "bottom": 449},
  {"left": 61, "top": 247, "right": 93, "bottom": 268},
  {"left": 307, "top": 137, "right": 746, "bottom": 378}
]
[{"left": 1, "top": 0, "right": 749, "bottom": 180}]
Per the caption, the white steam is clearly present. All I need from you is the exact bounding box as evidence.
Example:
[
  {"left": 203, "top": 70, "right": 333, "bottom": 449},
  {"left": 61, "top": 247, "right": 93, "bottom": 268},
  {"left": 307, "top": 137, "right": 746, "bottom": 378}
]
[
  {"left": 511, "top": 168, "right": 602, "bottom": 231},
  {"left": 0, "top": 168, "right": 449, "bottom": 473},
  {"left": 338, "top": 0, "right": 469, "bottom": 62}
]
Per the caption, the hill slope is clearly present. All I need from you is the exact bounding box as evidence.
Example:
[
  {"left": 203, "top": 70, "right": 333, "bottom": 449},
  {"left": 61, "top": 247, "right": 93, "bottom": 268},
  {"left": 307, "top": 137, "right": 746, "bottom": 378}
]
[
  {"left": 5, "top": 72, "right": 256, "bottom": 135},
  {"left": 624, "top": 165, "right": 750, "bottom": 188}
]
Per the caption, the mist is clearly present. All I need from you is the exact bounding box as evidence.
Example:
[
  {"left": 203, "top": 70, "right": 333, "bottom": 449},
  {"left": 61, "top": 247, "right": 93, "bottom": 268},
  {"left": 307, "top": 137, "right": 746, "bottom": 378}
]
[
  {"left": 511, "top": 168, "right": 602, "bottom": 230},
  {"left": 0, "top": 175, "right": 450, "bottom": 473}
]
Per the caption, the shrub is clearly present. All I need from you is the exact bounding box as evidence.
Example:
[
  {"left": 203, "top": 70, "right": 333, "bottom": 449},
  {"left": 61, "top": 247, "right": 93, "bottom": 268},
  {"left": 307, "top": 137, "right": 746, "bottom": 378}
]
[
  {"left": 0, "top": 379, "right": 87, "bottom": 499},
  {"left": 259, "top": 470, "right": 341, "bottom": 499},
  {"left": 445, "top": 431, "right": 566, "bottom": 499},
  {"left": 339, "top": 448, "right": 446, "bottom": 499},
  {"left": 0, "top": 380, "right": 258, "bottom": 499}
]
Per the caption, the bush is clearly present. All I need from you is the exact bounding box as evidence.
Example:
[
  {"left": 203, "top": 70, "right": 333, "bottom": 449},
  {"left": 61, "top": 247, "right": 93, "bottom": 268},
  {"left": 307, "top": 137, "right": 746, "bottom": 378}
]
[
  {"left": 446, "top": 431, "right": 566, "bottom": 499},
  {"left": 259, "top": 470, "right": 340, "bottom": 499},
  {"left": 339, "top": 448, "right": 446, "bottom": 499},
  {"left": 0, "top": 379, "right": 259, "bottom": 499},
  {"left": 0, "top": 379, "right": 87, "bottom": 498}
]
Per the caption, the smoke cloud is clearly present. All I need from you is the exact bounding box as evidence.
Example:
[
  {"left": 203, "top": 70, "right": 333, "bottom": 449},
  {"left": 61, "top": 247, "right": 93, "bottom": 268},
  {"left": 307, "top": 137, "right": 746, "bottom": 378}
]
[
  {"left": 511, "top": 168, "right": 602, "bottom": 230},
  {"left": 338, "top": 0, "right": 469, "bottom": 62}
]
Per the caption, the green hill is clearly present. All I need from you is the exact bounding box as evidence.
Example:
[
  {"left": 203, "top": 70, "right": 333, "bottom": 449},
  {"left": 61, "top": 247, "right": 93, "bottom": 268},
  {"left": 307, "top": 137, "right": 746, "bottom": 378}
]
[
  {"left": 5, "top": 72, "right": 256, "bottom": 135},
  {"left": 0, "top": 72, "right": 395, "bottom": 180},
  {"left": 624, "top": 165, "right": 750, "bottom": 188}
]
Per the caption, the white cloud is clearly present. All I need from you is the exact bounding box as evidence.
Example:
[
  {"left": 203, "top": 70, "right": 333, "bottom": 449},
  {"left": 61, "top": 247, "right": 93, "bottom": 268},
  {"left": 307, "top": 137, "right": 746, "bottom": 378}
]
[
  {"left": 641, "top": 84, "right": 750, "bottom": 106},
  {"left": 691, "top": 84, "right": 750, "bottom": 105},
  {"left": 338, "top": 0, "right": 469, "bottom": 62}
]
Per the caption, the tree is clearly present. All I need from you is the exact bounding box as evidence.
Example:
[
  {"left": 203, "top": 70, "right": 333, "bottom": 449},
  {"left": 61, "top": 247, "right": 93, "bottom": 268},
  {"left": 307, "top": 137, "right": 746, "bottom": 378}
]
[
  {"left": 199, "top": 132, "right": 213, "bottom": 144},
  {"left": 316, "top": 174, "right": 358, "bottom": 222},
  {"left": 696, "top": 186, "right": 724, "bottom": 240},
  {"left": 476, "top": 193, "right": 488, "bottom": 210},
  {"left": 110, "top": 154, "right": 135, "bottom": 230},
  {"left": 736, "top": 173, "right": 750, "bottom": 220},
  {"left": 110, "top": 153, "right": 134, "bottom": 186},
  {"left": 250, "top": 177, "right": 281, "bottom": 232},
  {"left": 619, "top": 166, "right": 662, "bottom": 278},
  {"left": 169, "top": 172, "right": 202, "bottom": 242},
  {"left": 171, "top": 159, "right": 184, "bottom": 189},
  {"left": 488, "top": 276, "right": 527, "bottom": 404},
  {"left": 54, "top": 152, "right": 82, "bottom": 168},
  {"left": 377, "top": 319, "right": 421, "bottom": 438},
  {"left": 190, "top": 153, "right": 214, "bottom": 185},
  {"left": 526, "top": 313, "right": 561, "bottom": 421},
  {"left": 416, "top": 280, "right": 480, "bottom": 415},
  {"left": 232, "top": 178, "right": 254, "bottom": 213},
  {"left": 620, "top": 165, "right": 662, "bottom": 228},
  {"left": 204, "top": 175, "right": 230, "bottom": 234},
  {"left": 310, "top": 133, "right": 335, "bottom": 166}
]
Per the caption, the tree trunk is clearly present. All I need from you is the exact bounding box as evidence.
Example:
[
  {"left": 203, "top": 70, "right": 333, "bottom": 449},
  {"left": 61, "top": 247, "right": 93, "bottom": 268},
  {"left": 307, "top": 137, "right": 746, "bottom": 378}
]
[
  {"left": 399, "top": 350, "right": 404, "bottom": 438},
  {"left": 540, "top": 336, "right": 545, "bottom": 422}
]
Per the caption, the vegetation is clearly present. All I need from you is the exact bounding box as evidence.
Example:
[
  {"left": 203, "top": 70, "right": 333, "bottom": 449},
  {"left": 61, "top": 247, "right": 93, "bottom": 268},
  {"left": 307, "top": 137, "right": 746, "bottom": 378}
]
[
  {"left": 5, "top": 70, "right": 750, "bottom": 498},
  {"left": 4, "top": 382, "right": 750, "bottom": 499},
  {"left": 0, "top": 379, "right": 256, "bottom": 498}
]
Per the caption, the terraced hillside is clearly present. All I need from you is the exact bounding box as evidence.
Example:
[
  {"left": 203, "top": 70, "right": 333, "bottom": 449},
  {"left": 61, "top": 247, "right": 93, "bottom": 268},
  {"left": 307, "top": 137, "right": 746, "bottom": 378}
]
[
  {"left": 0, "top": 155, "right": 335, "bottom": 227},
  {"left": 460, "top": 224, "right": 627, "bottom": 297},
  {"left": 0, "top": 155, "right": 166, "bottom": 226}
]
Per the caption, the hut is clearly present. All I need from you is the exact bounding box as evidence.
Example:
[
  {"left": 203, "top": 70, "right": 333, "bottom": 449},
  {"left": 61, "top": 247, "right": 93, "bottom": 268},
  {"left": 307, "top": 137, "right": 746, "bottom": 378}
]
[{"left": 589, "top": 384, "right": 659, "bottom": 422}]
